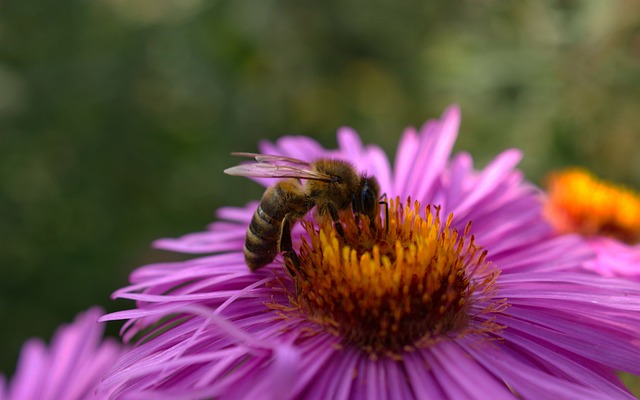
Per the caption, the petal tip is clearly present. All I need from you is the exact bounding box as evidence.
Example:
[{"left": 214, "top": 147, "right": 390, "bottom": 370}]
[{"left": 442, "top": 104, "right": 461, "bottom": 124}]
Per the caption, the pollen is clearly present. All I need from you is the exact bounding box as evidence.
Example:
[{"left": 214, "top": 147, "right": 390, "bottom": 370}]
[
  {"left": 544, "top": 168, "right": 640, "bottom": 244},
  {"left": 288, "top": 198, "right": 500, "bottom": 355}
]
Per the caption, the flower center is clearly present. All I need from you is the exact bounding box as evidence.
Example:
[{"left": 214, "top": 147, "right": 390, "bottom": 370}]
[
  {"left": 287, "top": 198, "right": 500, "bottom": 355},
  {"left": 544, "top": 168, "right": 640, "bottom": 244}
]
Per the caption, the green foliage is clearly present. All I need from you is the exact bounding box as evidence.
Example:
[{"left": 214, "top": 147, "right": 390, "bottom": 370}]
[{"left": 0, "top": 0, "right": 639, "bottom": 383}]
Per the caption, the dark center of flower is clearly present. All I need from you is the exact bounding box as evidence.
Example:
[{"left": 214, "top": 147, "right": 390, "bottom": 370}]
[
  {"left": 545, "top": 168, "right": 640, "bottom": 244},
  {"left": 286, "top": 198, "right": 499, "bottom": 355}
]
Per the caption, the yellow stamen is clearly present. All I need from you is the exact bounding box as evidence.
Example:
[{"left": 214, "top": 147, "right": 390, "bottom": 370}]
[
  {"left": 544, "top": 168, "right": 640, "bottom": 244},
  {"left": 283, "top": 197, "right": 502, "bottom": 355}
]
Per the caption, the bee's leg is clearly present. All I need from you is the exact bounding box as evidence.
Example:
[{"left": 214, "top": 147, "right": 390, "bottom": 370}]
[
  {"left": 327, "top": 203, "right": 346, "bottom": 239},
  {"left": 278, "top": 215, "right": 299, "bottom": 276},
  {"left": 379, "top": 193, "right": 389, "bottom": 233},
  {"left": 351, "top": 195, "right": 362, "bottom": 234}
]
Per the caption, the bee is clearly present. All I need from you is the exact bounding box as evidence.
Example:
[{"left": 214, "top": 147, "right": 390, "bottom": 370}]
[{"left": 224, "top": 153, "right": 382, "bottom": 272}]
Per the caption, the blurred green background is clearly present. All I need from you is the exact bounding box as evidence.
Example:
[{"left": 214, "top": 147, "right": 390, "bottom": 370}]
[{"left": 1, "top": 0, "right": 639, "bottom": 390}]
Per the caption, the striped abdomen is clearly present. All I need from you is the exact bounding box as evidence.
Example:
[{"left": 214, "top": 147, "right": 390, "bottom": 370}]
[{"left": 244, "top": 182, "right": 310, "bottom": 271}]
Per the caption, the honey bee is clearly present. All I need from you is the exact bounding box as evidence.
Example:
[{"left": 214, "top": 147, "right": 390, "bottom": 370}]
[{"left": 224, "top": 153, "right": 382, "bottom": 272}]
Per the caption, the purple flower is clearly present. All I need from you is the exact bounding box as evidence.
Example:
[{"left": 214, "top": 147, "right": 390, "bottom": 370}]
[
  {"left": 582, "top": 237, "right": 640, "bottom": 280},
  {"left": 1, "top": 307, "right": 123, "bottom": 400},
  {"left": 101, "top": 106, "right": 640, "bottom": 399}
]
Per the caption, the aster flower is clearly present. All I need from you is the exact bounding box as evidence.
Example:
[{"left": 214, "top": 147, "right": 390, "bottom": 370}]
[
  {"left": 0, "top": 307, "right": 123, "bottom": 400},
  {"left": 101, "top": 106, "right": 640, "bottom": 399},
  {"left": 544, "top": 168, "right": 640, "bottom": 280}
]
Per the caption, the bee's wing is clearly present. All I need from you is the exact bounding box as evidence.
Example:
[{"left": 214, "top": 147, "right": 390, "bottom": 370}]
[
  {"left": 224, "top": 163, "right": 333, "bottom": 181},
  {"left": 226, "top": 152, "right": 333, "bottom": 181},
  {"left": 231, "top": 152, "right": 311, "bottom": 167}
]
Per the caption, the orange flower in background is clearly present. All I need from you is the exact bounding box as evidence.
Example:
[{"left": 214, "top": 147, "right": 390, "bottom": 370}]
[
  {"left": 544, "top": 168, "right": 640, "bottom": 279},
  {"left": 544, "top": 168, "right": 640, "bottom": 244}
]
